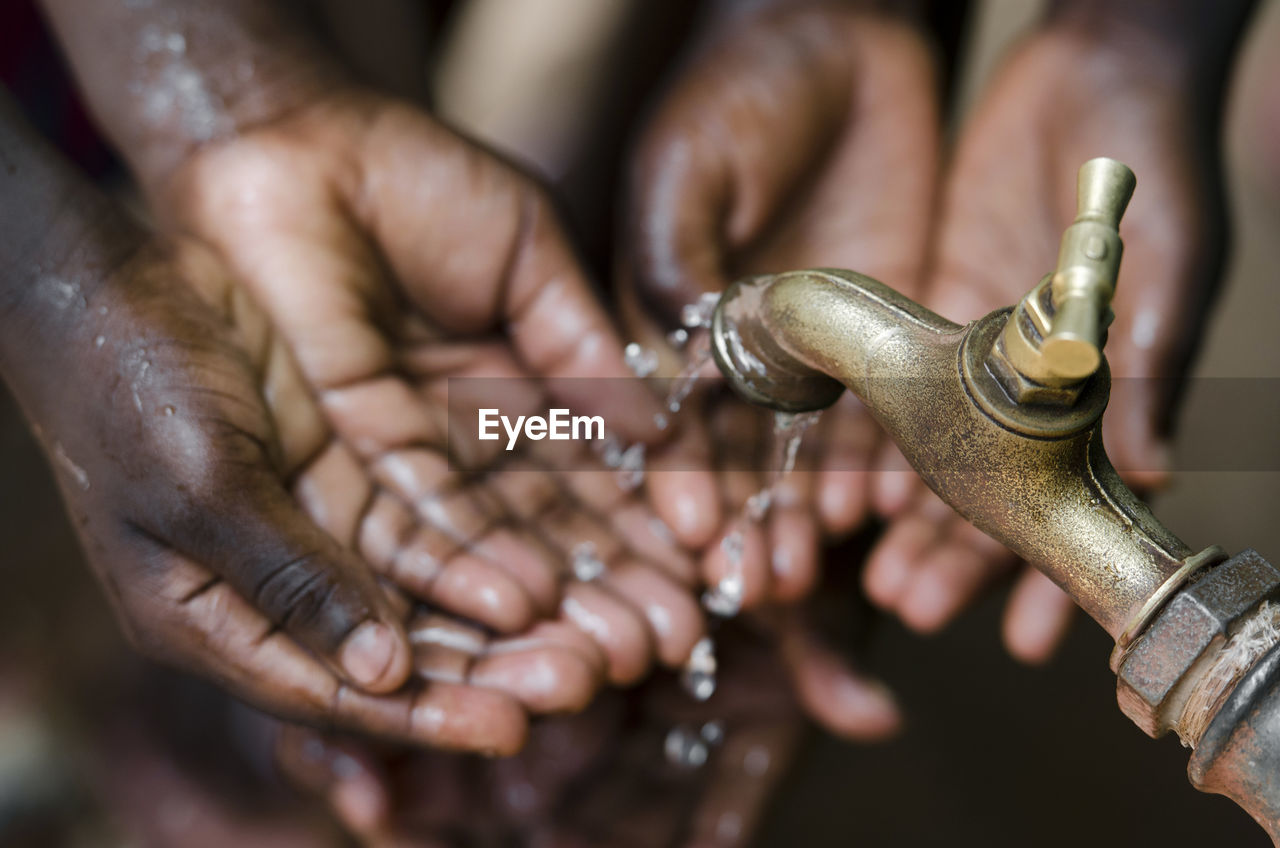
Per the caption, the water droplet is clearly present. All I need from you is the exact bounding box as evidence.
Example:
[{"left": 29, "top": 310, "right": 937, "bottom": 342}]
[
  {"left": 681, "top": 292, "right": 721, "bottom": 329},
  {"left": 744, "top": 489, "right": 773, "bottom": 522},
  {"left": 666, "top": 328, "right": 690, "bottom": 349},
  {"left": 681, "top": 636, "right": 717, "bottom": 700},
  {"left": 664, "top": 725, "right": 709, "bottom": 769},
  {"left": 624, "top": 342, "right": 659, "bottom": 378},
  {"left": 648, "top": 516, "right": 676, "bottom": 545},
  {"left": 570, "top": 541, "right": 606, "bottom": 582},
  {"left": 615, "top": 443, "right": 645, "bottom": 491},
  {"left": 654, "top": 412, "right": 669, "bottom": 430},
  {"left": 94, "top": 336, "right": 105, "bottom": 348},
  {"left": 162, "top": 405, "right": 175, "bottom": 416},
  {"left": 700, "top": 720, "right": 725, "bottom": 746},
  {"left": 703, "top": 532, "right": 746, "bottom": 617},
  {"left": 702, "top": 573, "right": 744, "bottom": 618}
]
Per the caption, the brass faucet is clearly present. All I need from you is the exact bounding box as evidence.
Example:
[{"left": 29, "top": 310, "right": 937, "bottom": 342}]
[{"left": 709, "top": 158, "right": 1280, "bottom": 842}]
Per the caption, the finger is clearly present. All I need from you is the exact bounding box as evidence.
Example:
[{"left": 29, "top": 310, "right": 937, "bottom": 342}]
[
  {"left": 702, "top": 521, "right": 770, "bottom": 614},
  {"left": 603, "top": 560, "right": 706, "bottom": 667},
  {"left": 274, "top": 725, "right": 391, "bottom": 839},
  {"left": 765, "top": 505, "right": 821, "bottom": 603},
  {"left": 1102, "top": 367, "right": 1172, "bottom": 491},
  {"left": 1002, "top": 567, "right": 1077, "bottom": 665},
  {"left": 468, "top": 526, "right": 561, "bottom": 616},
  {"left": 896, "top": 520, "right": 1012, "bottom": 634},
  {"left": 347, "top": 108, "right": 665, "bottom": 445},
  {"left": 293, "top": 440, "right": 372, "bottom": 551},
  {"left": 139, "top": 556, "right": 528, "bottom": 754},
  {"left": 625, "top": 11, "right": 853, "bottom": 327},
  {"left": 606, "top": 501, "right": 698, "bottom": 586},
  {"left": 503, "top": 200, "right": 667, "bottom": 444},
  {"left": 815, "top": 395, "right": 879, "bottom": 536},
  {"left": 869, "top": 440, "right": 922, "bottom": 518},
  {"left": 471, "top": 642, "right": 601, "bottom": 715},
  {"left": 559, "top": 581, "right": 656, "bottom": 685},
  {"left": 151, "top": 462, "right": 412, "bottom": 693},
  {"left": 384, "top": 526, "right": 537, "bottom": 634},
  {"left": 778, "top": 613, "right": 901, "bottom": 741},
  {"left": 646, "top": 401, "right": 722, "bottom": 548},
  {"left": 862, "top": 496, "right": 948, "bottom": 610}
]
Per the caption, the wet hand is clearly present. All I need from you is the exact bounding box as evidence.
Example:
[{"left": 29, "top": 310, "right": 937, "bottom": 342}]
[
  {"left": 10, "top": 237, "right": 555, "bottom": 752},
  {"left": 621, "top": 3, "right": 941, "bottom": 605},
  {"left": 273, "top": 622, "right": 814, "bottom": 847},
  {"left": 152, "top": 84, "right": 685, "bottom": 654}
]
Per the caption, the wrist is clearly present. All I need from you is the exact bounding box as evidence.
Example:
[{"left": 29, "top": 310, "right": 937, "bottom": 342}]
[
  {"left": 40, "top": 0, "right": 350, "bottom": 199},
  {"left": 0, "top": 96, "right": 146, "bottom": 386}
]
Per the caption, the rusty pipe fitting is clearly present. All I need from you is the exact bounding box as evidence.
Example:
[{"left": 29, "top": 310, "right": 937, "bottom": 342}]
[{"left": 708, "top": 158, "right": 1280, "bottom": 843}]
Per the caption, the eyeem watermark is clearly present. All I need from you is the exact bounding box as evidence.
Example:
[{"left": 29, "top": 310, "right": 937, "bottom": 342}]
[{"left": 479, "top": 408, "right": 605, "bottom": 451}]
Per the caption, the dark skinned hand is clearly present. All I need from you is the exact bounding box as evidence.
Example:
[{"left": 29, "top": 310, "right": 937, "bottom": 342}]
[{"left": 274, "top": 621, "right": 809, "bottom": 848}]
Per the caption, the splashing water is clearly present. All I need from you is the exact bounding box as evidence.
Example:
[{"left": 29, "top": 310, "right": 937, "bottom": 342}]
[
  {"left": 624, "top": 342, "right": 659, "bottom": 378},
  {"left": 702, "top": 532, "right": 746, "bottom": 617},
  {"left": 700, "top": 410, "right": 824, "bottom": 619},
  {"left": 681, "top": 636, "right": 717, "bottom": 701},
  {"left": 681, "top": 292, "right": 721, "bottom": 330},
  {"left": 664, "top": 725, "right": 709, "bottom": 769},
  {"left": 570, "top": 541, "right": 606, "bottom": 582},
  {"left": 597, "top": 433, "right": 646, "bottom": 492},
  {"left": 773, "top": 410, "right": 822, "bottom": 477},
  {"left": 663, "top": 719, "right": 727, "bottom": 770},
  {"left": 615, "top": 443, "right": 645, "bottom": 491},
  {"left": 663, "top": 330, "right": 712, "bottom": 417}
]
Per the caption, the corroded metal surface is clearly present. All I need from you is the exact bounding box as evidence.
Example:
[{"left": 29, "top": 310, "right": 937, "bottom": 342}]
[
  {"left": 1189, "top": 641, "right": 1280, "bottom": 844},
  {"left": 709, "top": 158, "right": 1280, "bottom": 843},
  {"left": 710, "top": 266, "right": 1194, "bottom": 637},
  {"left": 1117, "top": 549, "right": 1280, "bottom": 738}
]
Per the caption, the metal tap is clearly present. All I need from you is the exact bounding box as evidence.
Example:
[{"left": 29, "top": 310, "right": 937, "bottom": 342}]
[{"left": 709, "top": 158, "right": 1280, "bottom": 842}]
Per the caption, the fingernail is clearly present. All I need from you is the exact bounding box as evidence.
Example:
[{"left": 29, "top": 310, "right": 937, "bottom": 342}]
[{"left": 339, "top": 622, "right": 397, "bottom": 688}]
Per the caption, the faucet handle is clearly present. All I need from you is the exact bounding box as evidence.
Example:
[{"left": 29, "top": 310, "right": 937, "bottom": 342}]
[{"left": 1042, "top": 158, "right": 1136, "bottom": 380}]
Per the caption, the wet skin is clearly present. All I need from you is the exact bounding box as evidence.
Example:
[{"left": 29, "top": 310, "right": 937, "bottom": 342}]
[
  {"left": 624, "top": 1, "right": 1239, "bottom": 664},
  {"left": 622, "top": 5, "right": 940, "bottom": 576},
  {"left": 274, "top": 622, "right": 808, "bottom": 848},
  {"left": 154, "top": 78, "right": 754, "bottom": 698},
  {"left": 5, "top": 214, "right": 712, "bottom": 753},
  {"left": 26, "top": 0, "right": 902, "bottom": 754},
  {"left": 1, "top": 83, "right": 713, "bottom": 754}
]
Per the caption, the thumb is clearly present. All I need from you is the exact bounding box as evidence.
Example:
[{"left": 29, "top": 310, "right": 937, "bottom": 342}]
[
  {"left": 776, "top": 612, "right": 902, "bottom": 741},
  {"left": 156, "top": 466, "right": 412, "bottom": 694}
]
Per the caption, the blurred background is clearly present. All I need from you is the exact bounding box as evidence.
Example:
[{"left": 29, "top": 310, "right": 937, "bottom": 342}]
[{"left": 2, "top": 0, "right": 1279, "bottom": 844}]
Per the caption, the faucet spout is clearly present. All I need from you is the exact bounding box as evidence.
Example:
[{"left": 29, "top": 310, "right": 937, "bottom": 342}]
[
  {"left": 710, "top": 267, "right": 1197, "bottom": 639},
  {"left": 709, "top": 158, "right": 1280, "bottom": 841}
]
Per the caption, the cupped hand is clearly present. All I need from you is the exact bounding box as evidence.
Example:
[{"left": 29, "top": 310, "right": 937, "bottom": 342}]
[
  {"left": 864, "top": 27, "right": 1225, "bottom": 662},
  {"left": 144, "top": 82, "right": 716, "bottom": 688},
  {"left": 273, "top": 621, "right": 812, "bottom": 847},
  {"left": 15, "top": 235, "right": 553, "bottom": 753},
  {"left": 621, "top": 3, "right": 941, "bottom": 608}
]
